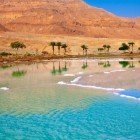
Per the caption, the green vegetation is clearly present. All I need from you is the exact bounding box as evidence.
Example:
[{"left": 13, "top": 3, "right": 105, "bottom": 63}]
[
  {"left": 61, "top": 43, "right": 68, "bottom": 55},
  {"left": 106, "top": 45, "right": 111, "bottom": 52},
  {"left": 119, "top": 43, "right": 129, "bottom": 52},
  {"left": 98, "top": 45, "right": 111, "bottom": 53},
  {"left": 0, "top": 65, "right": 12, "bottom": 69},
  {"left": 12, "top": 70, "right": 27, "bottom": 78},
  {"left": 119, "top": 61, "right": 130, "bottom": 68},
  {"left": 62, "top": 62, "right": 68, "bottom": 71},
  {"left": 49, "top": 42, "right": 56, "bottom": 55},
  {"left": 81, "top": 45, "right": 88, "bottom": 55},
  {"left": 49, "top": 42, "right": 68, "bottom": 55},
  {"left": 98, "top": 48, "right": 104, "bottom": 52},
  {"left": 98, "top": 61, "right": 111, "bottom": 68},
  {"left": 119, "top": 61, "right": 135, "bottom": 68},
  {"left": 82, "top": 61, "right": 88, "bottom": 69},
  {"left": 0, "top": 52, "right": 12, "bottom": 56},
  {"left": 56, "top": 42, "right": 62, "bottom": 55},
  {"left": 10, "top": 41, "right": 26, "bottom": 55},
  {"left": 103, "top": 61, "right": 111, "bottom": 68},
  {"left": 51, "top": 61, "right": 68, "bottom": 75}
]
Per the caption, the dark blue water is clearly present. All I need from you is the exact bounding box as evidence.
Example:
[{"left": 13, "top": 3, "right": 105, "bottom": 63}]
[{"left": 119, "top": 89, "right": 140, "bottom": 99}]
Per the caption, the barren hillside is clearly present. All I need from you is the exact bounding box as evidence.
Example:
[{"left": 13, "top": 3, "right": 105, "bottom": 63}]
[{"left": 0, "top": 0, "right": 140, "bottom": 39}]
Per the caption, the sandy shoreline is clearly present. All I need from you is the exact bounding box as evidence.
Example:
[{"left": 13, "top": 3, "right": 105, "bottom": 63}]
[{"left": 0, "top": 53, "right": 140, "bottom": 66}]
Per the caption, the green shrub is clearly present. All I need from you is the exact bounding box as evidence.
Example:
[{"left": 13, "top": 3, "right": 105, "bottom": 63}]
[{"left": 0, "top": 52, "right": 11, "bottom": 56}]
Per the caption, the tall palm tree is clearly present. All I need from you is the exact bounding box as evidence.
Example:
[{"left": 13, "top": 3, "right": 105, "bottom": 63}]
[
  {"left": 103, "top": 45, "right": 107, "bottom": 51},
  {"left": 61, "top": 43, "right": 68, "bottom": 55},
  {"left": 128, "top": 42, "right": 135, "bottom": 53},
  {"left": 56, "top": 42, "right": 62, "bottom": 55},
  {"left": 81, "top": 45, "right": 88, "bottom": 55},
  {"left": 81, "top": 45, "right": 85, "bottom": 55},
  {"left": 49, "top": 42, "right": 56, "bottom": 55},
  {"left": 106, "top": 45, "right": 111, "bottom": 52},
  {"left": 85, "top": 45, "right": 88, "bottom": 56}
]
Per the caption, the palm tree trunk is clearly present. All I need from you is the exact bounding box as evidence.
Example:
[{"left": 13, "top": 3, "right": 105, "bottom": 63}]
[
  {"left": 83, "top": 49, "right": 84, "bottom": 55},
  {"left": 85, "top": 50, "right": 87, "bottom": 56},
  {"left": 58, "top": 46, "right": 60, "bottom": 55},
  {"left": 16, "top": 48, "right": 18, "bottom": 57},
  {"left": 52, "top": 46, "right": 54, "bottom": 55},
  {"left": 132, "top": 46, "right": 134, "bottom": 53},
  {"left": 64, "top": 48, "right": 66, "bottom": 55}
]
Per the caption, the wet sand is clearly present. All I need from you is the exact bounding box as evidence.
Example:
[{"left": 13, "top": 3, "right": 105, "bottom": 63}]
[{"left": 76, "top": 68, "right": 140, "bottom": 90}]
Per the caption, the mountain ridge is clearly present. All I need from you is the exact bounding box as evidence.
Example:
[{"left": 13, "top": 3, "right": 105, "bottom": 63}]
[{"left": 0, "top": 0, "right": 140, "bottom": 39}]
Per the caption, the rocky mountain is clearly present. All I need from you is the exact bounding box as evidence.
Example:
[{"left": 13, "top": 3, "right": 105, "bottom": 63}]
[
  {"left": 0, "top": 0, "right": 140, "bottom": 39},
  {"left": 0, "top": 24, "right": 8, "bottom": 32}
]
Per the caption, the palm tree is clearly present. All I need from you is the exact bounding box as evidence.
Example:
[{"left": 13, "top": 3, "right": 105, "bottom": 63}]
[
  {"left": 85, "top": 45, "right": 88, "bottom": 56},
  {"left": 81, "top": 45, "right": 86, "bottom": 55},
  {"left": 49, "top": 42, "right": 56, "bottom": 55},
  {"left": 61, "top": 43, "right": 68, "bottom": 55},
  {"left": 128, "top": 42, "right": 135, "bottom": 53},
  {"left": 106, "top": 45, "right": 111, "bottom": 52},
  {"left": 56, "top": 42, "right": 62, "bottom": 55},
  {"left": 103, "top": 45, "right": 107, "bottom": 51}
]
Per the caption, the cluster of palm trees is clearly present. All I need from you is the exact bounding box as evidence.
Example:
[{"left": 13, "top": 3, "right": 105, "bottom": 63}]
[
  {"left": 98, "top": 45, "right": 111, "bottom": 53},
  {"left": 9, "top": 40, "right": 139, "bottom": 56},
  {"left": 49, "top": 42, "right": 68, "bottom": 55},
  {"left": 119, "top": 42, "right": 135, "bottom": 53}
]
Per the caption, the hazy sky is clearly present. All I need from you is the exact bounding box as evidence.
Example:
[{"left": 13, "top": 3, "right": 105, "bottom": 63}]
[{"left": 84, "top": 0, "right": 140, "bottom": 17}]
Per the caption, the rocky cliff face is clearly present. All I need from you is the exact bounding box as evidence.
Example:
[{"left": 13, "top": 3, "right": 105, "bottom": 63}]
[{"left": 0, "top": 0, "right": 140, "bottom": 39}]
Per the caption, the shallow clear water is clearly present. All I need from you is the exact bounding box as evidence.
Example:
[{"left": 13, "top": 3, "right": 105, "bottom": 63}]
[{"left": 0, "top": 59, "right": 140, "bottom": 140}]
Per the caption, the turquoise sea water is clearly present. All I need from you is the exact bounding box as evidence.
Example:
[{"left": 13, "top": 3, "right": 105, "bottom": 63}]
[{"left": 0, "top": 59, "right": 140, "bottom": 140}]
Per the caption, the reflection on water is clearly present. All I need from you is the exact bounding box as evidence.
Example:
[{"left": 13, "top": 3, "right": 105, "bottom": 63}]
[
  {"left": 0, "top": 59, "right": 140, "bottom": 139},
  {"left": 51, "top": 61, "right": 68, "bottom": 75},
  {"left": 82, "top": 60, "right": 88, "bottom": 69},
  {"left": 98, "top": 61, "right": 111, "bottom": 68},
  {"left": 119, "top": 61, "right": 135, "bottom": 68},
  {"left": 12, "top": 70, "right": 27, "bottom": 78}
]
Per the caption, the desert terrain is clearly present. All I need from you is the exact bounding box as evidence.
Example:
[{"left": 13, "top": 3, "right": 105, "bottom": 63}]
[
  {"left": 0, "top": 31, "right": 140, "bottom": 56},
  {"left": 0, "top": 0, "right": 140, "bottom": 61}
]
